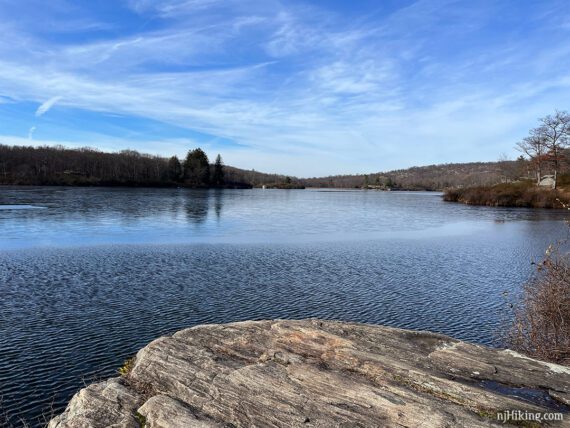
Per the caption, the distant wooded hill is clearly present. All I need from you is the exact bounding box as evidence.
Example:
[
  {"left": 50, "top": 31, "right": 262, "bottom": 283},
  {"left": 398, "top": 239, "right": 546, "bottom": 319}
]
[
  {"left": 0, "top": 143, "right": 528, "bottom": 190},
  {"left": 299, "top": 160, "right": 528, "bottom": 190}
]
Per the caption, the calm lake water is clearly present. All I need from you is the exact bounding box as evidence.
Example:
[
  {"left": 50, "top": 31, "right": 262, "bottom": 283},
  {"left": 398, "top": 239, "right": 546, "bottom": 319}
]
[{"left": 0, "top": 186, "right": 568, "bottom": 426}]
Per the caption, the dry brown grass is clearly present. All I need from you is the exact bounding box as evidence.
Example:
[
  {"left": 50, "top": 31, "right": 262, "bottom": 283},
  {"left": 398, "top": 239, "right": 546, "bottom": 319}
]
[
  {"left": 444, "top": 181, "right": 570, "bottom": 208},
  {"left": 508, "top": 248, "right": 570, "bottom": 365}
]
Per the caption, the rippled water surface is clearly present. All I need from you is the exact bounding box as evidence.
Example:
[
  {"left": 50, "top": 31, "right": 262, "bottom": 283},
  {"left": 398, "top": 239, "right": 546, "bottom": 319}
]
[{"left": 0, "top": 186, "right": 568, "bottom": 426}]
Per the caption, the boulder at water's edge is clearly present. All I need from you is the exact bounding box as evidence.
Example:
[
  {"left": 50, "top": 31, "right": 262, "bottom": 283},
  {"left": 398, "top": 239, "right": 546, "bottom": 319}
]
[{"left": 49, "top": 319, "right": 570, "bottom": 427}]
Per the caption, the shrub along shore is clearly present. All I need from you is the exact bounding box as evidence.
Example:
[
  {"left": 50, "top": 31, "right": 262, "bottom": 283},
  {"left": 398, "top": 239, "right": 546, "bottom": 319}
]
[{"left": 443, "top": 181, "right": 570, "bottom": 208}]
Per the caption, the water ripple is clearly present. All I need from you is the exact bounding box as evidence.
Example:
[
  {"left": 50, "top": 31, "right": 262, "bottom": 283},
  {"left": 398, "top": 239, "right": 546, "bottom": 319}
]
[{"left": 0, "top": 188, "right": 566, "bottom": 426}]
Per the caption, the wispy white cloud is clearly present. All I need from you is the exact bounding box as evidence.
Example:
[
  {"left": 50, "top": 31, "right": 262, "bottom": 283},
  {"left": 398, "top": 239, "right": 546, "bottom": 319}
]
[
  {"left": 128, "top": 0, "right": 228, "bottom": 17},
  {"left": 27, "top": 126, "right": 36, "bottom": 140},
  {"left": 35, "top": 96, "right": 62, "bottom": 117},
  {"left": 0, "top": 0, "right": 569, "bottom": 175}
]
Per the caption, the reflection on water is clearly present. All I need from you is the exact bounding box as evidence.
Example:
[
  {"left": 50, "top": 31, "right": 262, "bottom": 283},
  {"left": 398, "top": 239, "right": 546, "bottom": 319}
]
[
  {"left": 184, "top": 192, "right": 210, "bottom": 223},
  {"left": 0, "top": 186, "right": 567, "bottom": 249},
  {"left": 0, "top": 186, "right": 568, "bottom": 426}
]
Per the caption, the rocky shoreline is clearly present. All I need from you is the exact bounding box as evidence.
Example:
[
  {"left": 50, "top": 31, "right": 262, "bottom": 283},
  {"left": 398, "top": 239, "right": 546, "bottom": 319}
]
[{"left": 49, "top": 319, "right": 570, "bottom": 427}]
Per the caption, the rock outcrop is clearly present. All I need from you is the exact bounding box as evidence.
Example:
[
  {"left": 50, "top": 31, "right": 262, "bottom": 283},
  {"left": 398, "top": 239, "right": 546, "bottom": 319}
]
[{"left": 49, "top": 319, "right": 570, "bottom": 427}]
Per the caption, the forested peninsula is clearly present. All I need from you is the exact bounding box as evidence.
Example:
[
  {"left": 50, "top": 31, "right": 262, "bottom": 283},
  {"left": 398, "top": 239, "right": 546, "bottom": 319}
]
[
  {"left": 0, "top": 144, "right": 302, "bottom": 189},
  {"left": 443, "top": 110, "right": 570, "bottom": 208}
]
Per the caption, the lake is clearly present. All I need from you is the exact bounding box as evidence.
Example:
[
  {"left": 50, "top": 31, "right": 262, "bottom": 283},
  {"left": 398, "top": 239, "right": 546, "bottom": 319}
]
[{"left": 0, "top": 186, "right": 567, "bottom": 426}]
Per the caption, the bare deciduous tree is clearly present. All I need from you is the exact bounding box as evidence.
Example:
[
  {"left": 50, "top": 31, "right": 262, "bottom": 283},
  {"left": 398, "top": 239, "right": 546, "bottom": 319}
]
[
  {"left": 537, "top": 110, "right": 570, "bottom": 188},
  {"left": 515, "top": 110, "right": 570, "bottom": 187},
  {"left": 516, "top": 131, "right": 549, "bottom": 185}
]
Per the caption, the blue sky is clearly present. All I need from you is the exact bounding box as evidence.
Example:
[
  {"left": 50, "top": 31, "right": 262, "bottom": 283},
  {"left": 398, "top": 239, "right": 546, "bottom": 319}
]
[{"left": 0, "top": 0, "right": 569, "bottom": 176}]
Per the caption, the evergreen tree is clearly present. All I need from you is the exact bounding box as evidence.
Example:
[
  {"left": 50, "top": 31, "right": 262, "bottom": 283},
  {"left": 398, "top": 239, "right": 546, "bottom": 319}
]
[
  {"left": 212, "top": 154, "right": 225, "bottom": 186},
  {"left": 167, "top": 156, "right": 182, "bottom": 182},
  {"left": 183, "top": 148, "right": 210, "bottom": 187}
]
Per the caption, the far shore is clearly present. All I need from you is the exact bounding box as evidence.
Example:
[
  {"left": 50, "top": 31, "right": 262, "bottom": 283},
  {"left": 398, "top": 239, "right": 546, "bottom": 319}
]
[{"left": 443, "top": 181, "right": 570, "bottom": 209}]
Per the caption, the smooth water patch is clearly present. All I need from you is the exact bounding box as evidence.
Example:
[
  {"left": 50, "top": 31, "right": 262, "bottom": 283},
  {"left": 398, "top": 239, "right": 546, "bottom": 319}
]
[
  {"left": 0, "top": 204, "right": 46, "bottom": 210},
  {"left": 479, "top": 380, "right": 570, "bottom": 412},
  {"left": 0, "top": 187, "right": 567, "bottom": 249}
]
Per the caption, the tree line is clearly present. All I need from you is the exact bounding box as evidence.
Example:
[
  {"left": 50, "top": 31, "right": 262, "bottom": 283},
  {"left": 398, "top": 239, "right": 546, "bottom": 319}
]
[
  {"left": 0, "top": 144, "right": 241, "bottom": 187},
  {"left": 0, "top": 144, "right": 307, "bottom": 188},
  {"left": 0, "top": 142, "right": 529, "bottom": 191},
  {"left": 8, "top": 120, "right": 566, "bottom": 191},
  {"left": 300, "top": 161, "right": 523, "bottom": 190}
]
